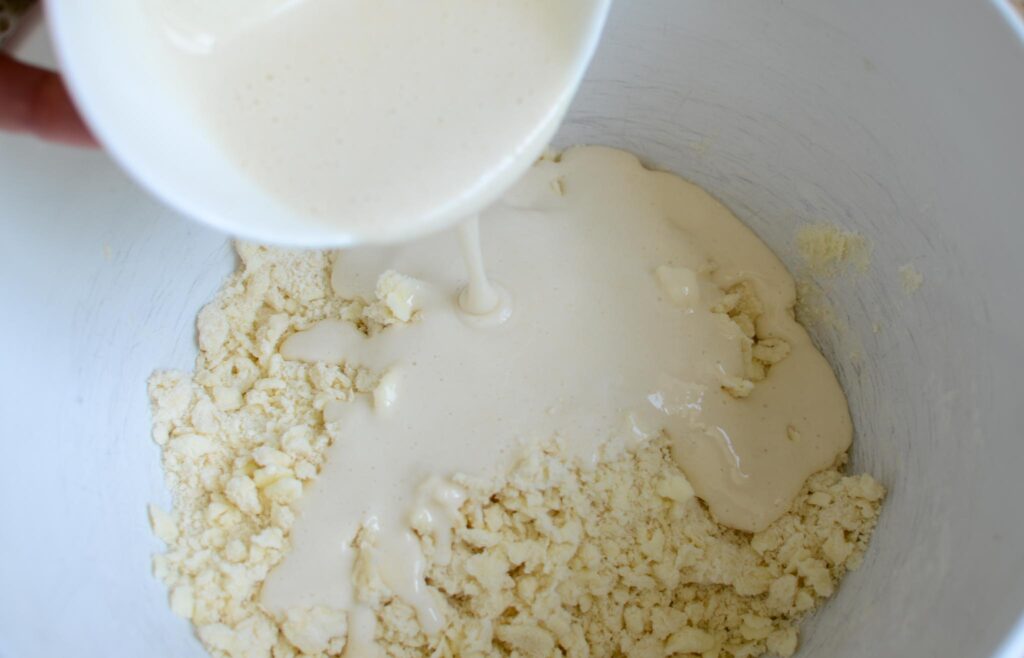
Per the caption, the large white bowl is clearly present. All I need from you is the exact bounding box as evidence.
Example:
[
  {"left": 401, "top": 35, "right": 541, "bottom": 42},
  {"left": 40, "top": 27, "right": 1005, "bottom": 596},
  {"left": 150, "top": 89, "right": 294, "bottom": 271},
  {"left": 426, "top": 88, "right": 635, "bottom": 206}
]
[{"left": 2, "top": 2, "right": 1023, "bottom": 657}]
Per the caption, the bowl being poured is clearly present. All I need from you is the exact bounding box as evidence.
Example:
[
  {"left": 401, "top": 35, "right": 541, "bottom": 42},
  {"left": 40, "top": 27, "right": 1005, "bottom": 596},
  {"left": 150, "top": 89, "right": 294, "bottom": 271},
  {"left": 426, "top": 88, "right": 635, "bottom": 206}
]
[{"left": 46, "top": 0, "right": 611, "bottom": 246}]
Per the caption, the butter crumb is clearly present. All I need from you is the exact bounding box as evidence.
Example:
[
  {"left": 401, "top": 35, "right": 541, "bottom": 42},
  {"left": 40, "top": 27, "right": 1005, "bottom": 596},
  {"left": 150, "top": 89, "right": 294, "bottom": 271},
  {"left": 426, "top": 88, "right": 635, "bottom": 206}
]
[
  {"left": 712, "top": 280, "right": 791, "bottom": 396},
  {"left": 372, "top": 270, "right": 422, "bottom": 323},
  {"left": 281, "top": 606, "right": 348, "bottom": 655},
  {"left": 170, "top": 585, "right": 195, "bottom": 619},
  {"left": 373, "top": 369, "right": 402, "bottom": 414},
  {"left": 148, "top": 504, "right": 178, "bottom": 544}
]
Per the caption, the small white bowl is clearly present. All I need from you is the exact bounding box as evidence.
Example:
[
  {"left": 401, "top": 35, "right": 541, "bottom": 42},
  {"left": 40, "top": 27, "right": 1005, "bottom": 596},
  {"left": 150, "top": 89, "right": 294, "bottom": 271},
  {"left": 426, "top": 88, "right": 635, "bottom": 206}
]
[{"left": 45, "top": 0, "right": 611, "bottom": 247}]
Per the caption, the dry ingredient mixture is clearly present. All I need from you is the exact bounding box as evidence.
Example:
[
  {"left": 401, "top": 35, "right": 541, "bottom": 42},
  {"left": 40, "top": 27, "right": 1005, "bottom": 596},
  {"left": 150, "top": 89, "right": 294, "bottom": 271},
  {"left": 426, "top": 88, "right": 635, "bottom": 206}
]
[
  {"left": 792, "top": 224, "right": 872, "bottom": 339},
  {"left": 794, "top": 225, "right": 870, "bottom": 279},
  {"left": 149, "top": 151, "right": 884, "bottom": 658}
]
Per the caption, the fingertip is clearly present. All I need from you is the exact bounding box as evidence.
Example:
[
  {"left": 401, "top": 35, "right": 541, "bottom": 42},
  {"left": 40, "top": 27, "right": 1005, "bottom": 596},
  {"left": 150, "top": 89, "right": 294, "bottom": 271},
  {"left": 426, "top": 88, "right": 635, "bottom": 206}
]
[{"left": 30, "top": 73, "right": 99, "bottom": 147}]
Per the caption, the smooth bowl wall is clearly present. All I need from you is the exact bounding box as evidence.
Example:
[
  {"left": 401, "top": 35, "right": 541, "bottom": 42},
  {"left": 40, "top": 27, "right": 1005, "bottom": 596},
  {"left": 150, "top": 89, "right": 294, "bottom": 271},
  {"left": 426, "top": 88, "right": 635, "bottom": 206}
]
[
  {"left": 555, "top": 1, "right": 1024, "bottom": 657},
  {"left": 1, "top": 1, "right": 1022, "bottom": 658}
]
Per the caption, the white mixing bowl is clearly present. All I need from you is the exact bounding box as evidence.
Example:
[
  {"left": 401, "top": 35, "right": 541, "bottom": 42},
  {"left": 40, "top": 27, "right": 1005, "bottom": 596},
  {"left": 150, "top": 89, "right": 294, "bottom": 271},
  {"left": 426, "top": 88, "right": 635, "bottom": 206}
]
[{"left": 2, "top": 2, "right": 1023, "bottom": 657}]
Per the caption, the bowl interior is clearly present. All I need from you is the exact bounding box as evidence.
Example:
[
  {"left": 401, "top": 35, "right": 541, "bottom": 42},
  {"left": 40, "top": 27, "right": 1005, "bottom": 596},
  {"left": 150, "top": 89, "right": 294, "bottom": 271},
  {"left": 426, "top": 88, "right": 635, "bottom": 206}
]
[{"left": 555, "top": 2, "right": 1024, "bottom": 657}]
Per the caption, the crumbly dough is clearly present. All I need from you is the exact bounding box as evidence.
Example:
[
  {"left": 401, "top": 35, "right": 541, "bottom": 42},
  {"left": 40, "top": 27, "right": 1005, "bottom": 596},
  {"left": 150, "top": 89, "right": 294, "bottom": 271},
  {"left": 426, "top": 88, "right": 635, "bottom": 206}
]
[
  {"left": 656, "top": 265, "right": 791, "bottom": 399},
  {"left": 148, "top": 245, "right": 393, "bottom": 658},
  {"left": 710, "top": 280, "right": 791, "bottom": 398},
  {"left": 149, "top": 245, "right": 884, "bottom": 658},
  {"left": 390, "top": 440, "right": 883, "bottom": 658}
]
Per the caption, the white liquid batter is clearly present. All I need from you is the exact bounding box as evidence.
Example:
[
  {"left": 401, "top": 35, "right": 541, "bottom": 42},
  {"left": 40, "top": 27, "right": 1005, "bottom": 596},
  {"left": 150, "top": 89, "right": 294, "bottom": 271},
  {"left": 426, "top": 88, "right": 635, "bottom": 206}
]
[
  {"left": 455, "top": 217, "right": 509, "bottom": 321},
  {"left": 259, "top": 147, "right": 852, "bottom": 653},
  {"left": 148, "top": 0, "right": 605, "bottom": 242},
  {"left": 145, "top": 5, "right": 853, "bottom": 654}
]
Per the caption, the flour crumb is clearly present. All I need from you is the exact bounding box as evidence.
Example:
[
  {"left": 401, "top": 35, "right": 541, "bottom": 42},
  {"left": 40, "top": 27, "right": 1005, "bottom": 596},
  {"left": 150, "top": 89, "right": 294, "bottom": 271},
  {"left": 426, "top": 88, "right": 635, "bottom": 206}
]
[
  {"left": 795, "top": 224, "right": 870, "bottom": 277},
  {"left": 899, "top": 264, "right": 923, "bottom": 294},
  {"left": 711, "top": 280, "right": 791, "bottom": 397},
  {"left": 281, "top": 607, "right": 348, "bottom": 655},
  {"left": 792, "top": 223, "right": 871, "bottom": 338}
]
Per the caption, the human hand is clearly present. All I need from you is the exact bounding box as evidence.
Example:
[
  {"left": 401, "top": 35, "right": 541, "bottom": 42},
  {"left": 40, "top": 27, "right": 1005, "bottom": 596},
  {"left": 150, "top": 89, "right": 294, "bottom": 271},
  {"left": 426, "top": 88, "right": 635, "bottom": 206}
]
[
  {"left": 1, "top": 0, "right": 94, "bottom": 146},
  {"left": 0, "top": 52, "right": 97, "bottom": 147}
]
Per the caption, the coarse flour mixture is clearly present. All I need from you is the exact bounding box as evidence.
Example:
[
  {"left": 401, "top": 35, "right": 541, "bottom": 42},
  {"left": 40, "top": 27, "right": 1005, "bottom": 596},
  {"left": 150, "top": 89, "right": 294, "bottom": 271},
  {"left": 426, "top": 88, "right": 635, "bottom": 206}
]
[{"left": 148, "top": 148, "right": 884, "bottom": 658}]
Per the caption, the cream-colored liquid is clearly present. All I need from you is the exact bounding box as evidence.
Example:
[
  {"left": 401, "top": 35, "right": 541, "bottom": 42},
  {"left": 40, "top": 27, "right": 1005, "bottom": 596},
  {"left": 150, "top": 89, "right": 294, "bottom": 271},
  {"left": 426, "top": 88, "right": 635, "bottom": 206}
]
[
  {"left": 147, "top": 3, "right": 850, "bottom": 653},
  {"left": 260, "top": 147, "right": 851, "bottom": 651},
  {"left": 455, "top": 216, "right": 511, "bottom": 322},
  {"left": 150, "top": 0, "right": 603, "bottom": 242}
]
